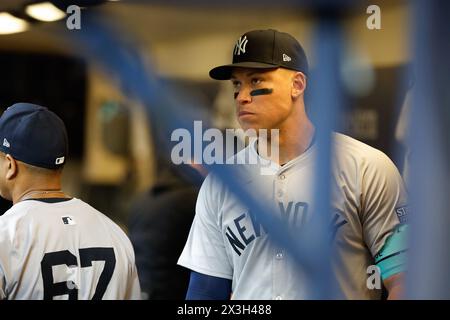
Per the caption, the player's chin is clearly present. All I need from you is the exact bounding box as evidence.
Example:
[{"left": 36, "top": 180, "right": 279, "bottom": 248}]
[{"left": 238, "top": 119, "right": 264, "bottom": 132}]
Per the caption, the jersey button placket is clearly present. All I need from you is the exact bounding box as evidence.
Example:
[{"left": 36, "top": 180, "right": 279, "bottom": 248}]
[
  {"left": 276, "top": 172, "right": 286, "bottom": 200},
  {"left": 274, "top": 172, "right": 288, "bottom": 299},
  {"left": 273, "top": 246, "right": 285, "bottom": 302}
]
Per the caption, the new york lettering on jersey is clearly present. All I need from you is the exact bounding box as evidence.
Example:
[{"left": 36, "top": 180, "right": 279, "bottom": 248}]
[{"left": 224, "top": 202, "right": 347, "bottom": 256}]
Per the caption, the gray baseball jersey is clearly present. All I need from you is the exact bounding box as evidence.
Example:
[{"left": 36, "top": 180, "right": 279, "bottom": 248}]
[
  {"left": 178, "top": 133, "right": 408, "bottom": 299},
  {"left": 0, "top": 198, "right": 141, "bottom": 300}
]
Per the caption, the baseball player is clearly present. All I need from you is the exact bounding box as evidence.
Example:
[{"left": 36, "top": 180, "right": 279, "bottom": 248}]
[
  {"left": 0, "top": 103, "right": 141, "bottom": 300},
  {"left": 178, "top": 29, "right": 408, "bottom": 299}
]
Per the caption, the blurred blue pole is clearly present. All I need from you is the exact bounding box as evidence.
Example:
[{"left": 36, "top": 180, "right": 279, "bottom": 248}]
[
  {"left": 406, "top": 0, "right": 450, "bottom": 299},
  {"left": 307, "top": 8, "right": 344, "bottom": 299}
]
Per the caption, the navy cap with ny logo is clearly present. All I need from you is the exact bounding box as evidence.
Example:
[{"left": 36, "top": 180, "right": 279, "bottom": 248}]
[
  {"left": 0, "top": 103, "right": 68, "bottom": 169},
  {"left": 209, "top": 29, "right": 309, "bottom": 80}
]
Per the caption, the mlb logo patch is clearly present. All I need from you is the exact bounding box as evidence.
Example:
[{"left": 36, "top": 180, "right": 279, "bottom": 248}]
[
  {"left": 62, "top": 216, "right": 76, "bottom": 225},
  {"left": 395, "top": 206, "right": 408, "bottom": 224}
]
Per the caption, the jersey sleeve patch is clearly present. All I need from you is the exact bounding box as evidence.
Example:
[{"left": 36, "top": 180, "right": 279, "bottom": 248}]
[{"left": 395, "top": 206, "right": 409, "bottom": 224}]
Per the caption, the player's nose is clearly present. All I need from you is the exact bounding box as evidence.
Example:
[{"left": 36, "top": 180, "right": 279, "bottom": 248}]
[{"left": 235, "top": 88, "right": 252, "bottom": 105}]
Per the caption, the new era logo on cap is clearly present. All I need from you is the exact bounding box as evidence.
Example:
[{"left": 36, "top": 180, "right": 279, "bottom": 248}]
[
  {"left": 3, "top": 138, "right": 10, "bottom": 148},
  {"left": 55, "top": 156, "right": 65, "bottom": 165},
  {"left": 283, "top": 54, "right": 292, "bottom": 62}
]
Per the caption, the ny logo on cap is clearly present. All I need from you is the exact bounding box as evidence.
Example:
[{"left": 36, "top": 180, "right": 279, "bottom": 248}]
[{"left": 234, "top": 36, "right": 248, "bottom": 56}]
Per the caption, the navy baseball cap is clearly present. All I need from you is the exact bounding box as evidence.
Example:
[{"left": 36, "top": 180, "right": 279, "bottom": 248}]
[
  {"left": 209, "top": 29, "right": 309, "bottom": 80},
  {"left": 0, "top": 103, "right": 68, "bottom": 169}
]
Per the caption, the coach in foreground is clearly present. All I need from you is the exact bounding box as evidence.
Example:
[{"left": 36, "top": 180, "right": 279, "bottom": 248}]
[{"left": 0, "top": 103, "right": 141, "bottom": 300}]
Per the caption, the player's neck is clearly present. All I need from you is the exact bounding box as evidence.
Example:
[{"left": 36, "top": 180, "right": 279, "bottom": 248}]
[
  {"left": 10, "top": 167, "right": 68, "bottom": 204},
  {"left": 258, "top": 117, "right": 315, "bottom": 165},
  {"left": 14, "top": 186, "right": 68, "bottom": 204}
]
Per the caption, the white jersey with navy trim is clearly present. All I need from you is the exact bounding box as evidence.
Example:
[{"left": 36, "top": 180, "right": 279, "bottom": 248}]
[
  {"left": 178, "top": 133, "right": 408, "bottom": 299},
  {"left": 0, "top": 198, "right": 141, "bottom": 300}
]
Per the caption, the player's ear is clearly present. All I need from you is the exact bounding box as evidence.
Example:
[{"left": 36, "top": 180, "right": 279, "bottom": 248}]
[
  {"left": 4, "top": 154, "right": 18, "bottom": 180},
  {"left": 291, "top": 72, "right": 307, "bottom": 99}
]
